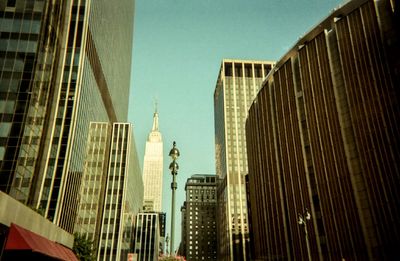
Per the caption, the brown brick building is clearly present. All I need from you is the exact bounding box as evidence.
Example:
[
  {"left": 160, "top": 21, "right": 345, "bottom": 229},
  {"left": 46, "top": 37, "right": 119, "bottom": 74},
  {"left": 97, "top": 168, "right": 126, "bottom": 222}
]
[
  {"left": 246, "top": 0, "right": 400, "bottom": 259},
  {"left": 181, "top": 175, "right": 218, "bottom": 260}
]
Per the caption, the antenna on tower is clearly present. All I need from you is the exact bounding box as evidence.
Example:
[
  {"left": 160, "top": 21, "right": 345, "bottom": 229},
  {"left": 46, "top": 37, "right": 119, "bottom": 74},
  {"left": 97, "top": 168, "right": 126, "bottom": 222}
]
[
  {"left": 153, "top": 97, "right": 158, "bottom": 114},
  {"left": 151, "top": 97, "right": 159, "bottom": 131}
]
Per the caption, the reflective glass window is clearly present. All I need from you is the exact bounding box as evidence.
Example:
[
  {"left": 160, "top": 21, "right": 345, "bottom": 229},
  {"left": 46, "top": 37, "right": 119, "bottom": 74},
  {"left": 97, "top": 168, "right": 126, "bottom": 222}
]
[
  {"left": 0, "top": 122, "right": 12, "bottom": 137},
  {"left": 0, "top": 100, "right": 15, "bottom": 113},
  {"left": 0, "top": 147, "right": 5, "bottom": 160}
]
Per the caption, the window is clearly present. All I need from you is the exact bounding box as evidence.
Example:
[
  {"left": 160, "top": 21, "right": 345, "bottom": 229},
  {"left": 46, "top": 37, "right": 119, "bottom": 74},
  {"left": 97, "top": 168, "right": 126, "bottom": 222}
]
[
  {"left": 0, "top": 100, "right": 15, "bottom": 114},
  {"left": 0, "top": 122, "right": 12, "bottom": 137},
  {"left": 0, "top": 147, "right": 5, "bottom": 160},
  {"left": 7, "top": 0, "right": 16, "bottom": 7},
  {"left": 224, "top": 63, "right": 232, "bottom": 76}
]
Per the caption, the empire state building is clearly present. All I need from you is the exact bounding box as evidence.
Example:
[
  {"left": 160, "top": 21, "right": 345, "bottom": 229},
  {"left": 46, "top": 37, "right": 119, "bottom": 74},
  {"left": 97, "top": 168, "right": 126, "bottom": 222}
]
[{"left": 142, "top": 109, "right": 164, "bottom": 211}]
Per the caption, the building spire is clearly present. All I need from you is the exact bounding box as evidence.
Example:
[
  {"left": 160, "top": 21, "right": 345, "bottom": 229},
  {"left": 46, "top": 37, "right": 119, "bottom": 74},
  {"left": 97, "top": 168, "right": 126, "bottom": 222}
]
[{"left": 152, "top": 102, "right": 159, "bottom": 131}]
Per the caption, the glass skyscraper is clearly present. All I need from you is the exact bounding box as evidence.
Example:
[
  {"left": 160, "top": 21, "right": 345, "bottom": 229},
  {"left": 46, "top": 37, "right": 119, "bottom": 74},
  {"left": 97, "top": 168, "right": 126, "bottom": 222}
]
[
  {"left": 214, "top": 59, "right": 274, "bottom": 261},
  {"left": 0, "top": 0, "right": 135, "bottom": 233},
  {"left": 0, "top": 0, "right": 74, "bottom": 212}
]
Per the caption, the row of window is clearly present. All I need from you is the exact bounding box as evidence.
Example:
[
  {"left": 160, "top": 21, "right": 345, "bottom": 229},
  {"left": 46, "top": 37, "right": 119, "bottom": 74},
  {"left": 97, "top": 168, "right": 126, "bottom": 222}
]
[
  {"left": 0, "top": 18, "right": 41, "bottom": 34},
  {"left": 224, "top": 62, "right": 271, "bottom": 78},
  {"left": 4, "top": 0, "right": 45, "bottom": 13}
]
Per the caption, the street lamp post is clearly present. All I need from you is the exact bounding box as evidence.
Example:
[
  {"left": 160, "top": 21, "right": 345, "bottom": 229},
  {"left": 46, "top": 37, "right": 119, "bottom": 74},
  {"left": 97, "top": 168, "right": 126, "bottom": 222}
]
[
  {"left": 169, "top": 141, "right": 180, "bottom": 256},
  {"left": 298, "top": 209, "right": 312, "bottom": 261}
]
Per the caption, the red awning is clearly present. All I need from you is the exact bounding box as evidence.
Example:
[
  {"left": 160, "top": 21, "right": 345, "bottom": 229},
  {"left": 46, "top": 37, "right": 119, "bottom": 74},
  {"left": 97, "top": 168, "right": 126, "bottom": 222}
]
[{"left": 5, "top": 223, "right": 78, "bottom": 261}]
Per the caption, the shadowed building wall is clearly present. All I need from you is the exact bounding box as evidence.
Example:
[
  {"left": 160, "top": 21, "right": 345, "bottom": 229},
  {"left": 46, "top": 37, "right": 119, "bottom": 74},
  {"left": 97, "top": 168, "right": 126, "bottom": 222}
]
[
  {"left": 182, "top": 174, "right": 217, "bottom": 261},
  {"left": 246, "top": 0, "right": 400, "bottom": 260},
  {"left": 133, "top": 212, "right": 160, "bottom": 261}
]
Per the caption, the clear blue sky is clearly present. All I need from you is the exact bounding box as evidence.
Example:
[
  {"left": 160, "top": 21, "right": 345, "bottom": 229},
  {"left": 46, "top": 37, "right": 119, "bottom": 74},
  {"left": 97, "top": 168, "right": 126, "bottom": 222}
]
[{"left": 128, "top": 0, "right": 343, "bottom": 252}]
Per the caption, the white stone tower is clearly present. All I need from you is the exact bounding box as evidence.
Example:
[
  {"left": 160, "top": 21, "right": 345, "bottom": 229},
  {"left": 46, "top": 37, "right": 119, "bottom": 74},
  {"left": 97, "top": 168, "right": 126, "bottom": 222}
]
[{"left": 142, "top": 107, "right": 163, "bottom": 211}]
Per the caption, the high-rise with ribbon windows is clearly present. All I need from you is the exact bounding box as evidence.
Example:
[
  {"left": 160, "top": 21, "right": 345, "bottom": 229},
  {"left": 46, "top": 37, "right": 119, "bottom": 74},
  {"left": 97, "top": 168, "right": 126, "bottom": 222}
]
[{"left": 214, "top": 59, "right": 274, "bottom": 261}]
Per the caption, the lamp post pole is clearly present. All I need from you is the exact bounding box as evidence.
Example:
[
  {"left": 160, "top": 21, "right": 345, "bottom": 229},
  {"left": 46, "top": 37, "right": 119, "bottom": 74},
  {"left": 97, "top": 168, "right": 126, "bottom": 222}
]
[
  {"left": 169, "top": 141, "right": 180, "bottom": 256},
  {"left": 298, "top": 209, "right": 312, "bottom": 261}
]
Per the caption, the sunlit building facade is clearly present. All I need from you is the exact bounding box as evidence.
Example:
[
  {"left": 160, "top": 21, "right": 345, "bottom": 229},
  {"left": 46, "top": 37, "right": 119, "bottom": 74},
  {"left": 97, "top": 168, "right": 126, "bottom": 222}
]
[
  {"left": 74, "top": 122, "right": 111, "bottom": 248},
  {"left": 213, "top": 59, "right": 274, "bottom": 261},
  {"left": 246, "top": 0, "right": 400, "bottom": 260},
  {"left": 142, "top": 110, "right": 163, "bottom": 212},
  {"left": 74, "top": 122, "right": 143, "bottom": 261},
  {"left": 0, "top": 0, "right": 135, "bottom": 234}
]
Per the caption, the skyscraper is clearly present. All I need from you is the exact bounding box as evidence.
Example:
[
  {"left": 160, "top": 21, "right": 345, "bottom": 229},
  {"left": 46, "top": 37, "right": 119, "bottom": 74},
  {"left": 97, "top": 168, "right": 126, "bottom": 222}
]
[
  {"left": 213, "top": 59, "right": 274, "bottom": 261},
  {"left": 246, "top": 0, "right": 400, "bottom": 259},
  {"left": 142, "top": 109, "right": 163, "bottom": 212},
  {"left": 74, "top": 122, "right": 143, "bottom": 261},
  {"left": 98, "top": 123, "right": 141, "bottom": 261},
  {"left": 0, "top": 0, "right": 135, "bottom": 233},
  {"left": 181, "top": 174, "right": 217, "bottom": 261},
  {"left": 133, "top": 212, "right": 161, "bottom": 261}
]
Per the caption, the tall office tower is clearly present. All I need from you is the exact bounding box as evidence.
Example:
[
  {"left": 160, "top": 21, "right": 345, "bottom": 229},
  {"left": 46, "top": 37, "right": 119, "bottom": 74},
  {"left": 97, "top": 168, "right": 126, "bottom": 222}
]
[
  {"left": 246, "top": 0, "right": 400, "bottom": 260},
  {"left": 214, "top": 59, "right": 274, "bottom": 260},
  {"left": 0, "top": 0, "right": 135, "bottom": 233},
  {"left": 142, "top": 109, "right": 163, "bottom": 211},
  {"left": 181, "top": 174, "right": 217, "bottom": 261},
  {"left": 133, "top": 212, "right": 161, "bottom": 261},
  {"left": 74, "top": 122, "right": 143, "bottom": 261}
]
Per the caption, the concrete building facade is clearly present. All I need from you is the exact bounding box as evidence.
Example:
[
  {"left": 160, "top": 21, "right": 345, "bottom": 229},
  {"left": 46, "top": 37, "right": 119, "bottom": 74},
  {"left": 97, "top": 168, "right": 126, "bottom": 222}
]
[
  {"left": 246, "top": 0, "right": 400, "bottom": 260},
  {"left": 214, "top": 59, "right": 274, "bottom": 260},
  {"left": 0, "top": 191, "right": 74, "bottom": 247}
]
